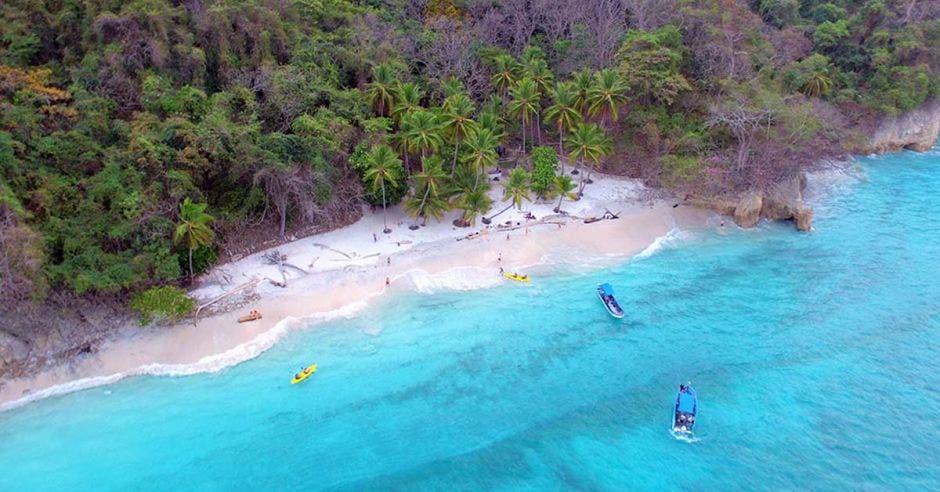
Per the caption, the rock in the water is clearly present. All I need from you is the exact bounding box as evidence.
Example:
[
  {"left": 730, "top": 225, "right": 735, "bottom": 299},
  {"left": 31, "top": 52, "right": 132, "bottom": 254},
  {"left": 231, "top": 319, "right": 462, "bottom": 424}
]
[
  {"left": 794, "top": 207, "right": 813, "bottom": 231},
  {"left": 734, "top": 192, "right": 763, "bottom": 228}
]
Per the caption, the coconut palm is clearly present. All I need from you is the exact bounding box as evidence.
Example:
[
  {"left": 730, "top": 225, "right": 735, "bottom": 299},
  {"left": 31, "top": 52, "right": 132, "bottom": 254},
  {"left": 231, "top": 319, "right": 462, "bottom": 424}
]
[
  {"left": 364, "top": 144, "right": 404, "bottom": 233},
  {"left": 490, "top": 54, "right": 518, "bottom": 99},
  {"left": 463, "top": 127, "right": 500, "bottom": 178},
  {"left": 366, "top": 64, "right": 397, "bottom": 116},
  {"left": 508, "top": 78, "right": 539, "bottom": 156},
  {"left": 544, "top": 81, "right": 582, "bottom": 169},
  {"left": 174, "top": 198, "right": 215, "bottom": 281},
  {"left": 405, "top": 156, "right": 450, "bottom": 227},
  {"left": 483, "top": 167, "right": 530, "bottom": 224},
  {"left": 391, "top": 112, "right": 415, "bottom": 172},
  {"left": 587, "top": 69, "right": 628, "bottom": 126},
  {"left": 405, "top": 110, "right": 444, "bottom": 160},
  {"left": 441, "top": 94, "right": 478, "bottom": 174},
  {"left": 801, "top": 72, "right": 833, "bottom": 98},
  {"left": 566, "top": 122, "right": 611, "bottom": 192},
  {"left": 524, "top": 58, "right": 553, "bottom": 144},
  {"left": 553, "top": 175, "right": 578, "bottom": 213},
  {"left": 391, "top": 82, "right": 424, "bottom": 123},
  {"left": 571, "top": 68, "right": 594, "bottom": 116},
  {"left": 503, "top": 167, "right": 532, "bottom": 210},
  {"left": 440, "top": 76, "right": 465, "bottom": 99},
  {"left": 455, "top": 186, "right": 493, "bottom": 226}
]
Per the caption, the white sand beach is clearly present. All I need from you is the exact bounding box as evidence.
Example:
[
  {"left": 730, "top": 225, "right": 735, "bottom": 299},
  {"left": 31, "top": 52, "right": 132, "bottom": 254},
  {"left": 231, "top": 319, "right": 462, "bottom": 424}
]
[{"left": 0, "top": 173, "right": 709, "bottom": 410}]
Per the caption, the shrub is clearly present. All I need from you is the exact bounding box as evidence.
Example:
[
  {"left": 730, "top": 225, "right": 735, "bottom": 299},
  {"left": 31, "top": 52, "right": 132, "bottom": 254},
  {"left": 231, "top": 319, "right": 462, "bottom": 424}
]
[
  {"left": 130, "top": 286, "right": 195, "bottom": 325},
  {"left": 530, "top": 146, "right": 558, "bottom": 198}
]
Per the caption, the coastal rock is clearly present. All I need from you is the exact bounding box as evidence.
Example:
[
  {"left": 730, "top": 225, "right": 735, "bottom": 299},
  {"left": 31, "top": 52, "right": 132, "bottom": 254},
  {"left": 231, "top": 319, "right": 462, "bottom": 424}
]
[
  {"left": 794, "top": 207, "right": 813, "bottom": 231},
  {"left": 0, "top": 330, "right": 30, "bottom": 377},
  {"left": 688, "top": 173, "right": 813, "bottom": 231},
  {"left": 733, "top": 192, "right": 763, "bottom": 228},
  {"left": 865, "top": 99, "right": 940, "bottom": 153}
]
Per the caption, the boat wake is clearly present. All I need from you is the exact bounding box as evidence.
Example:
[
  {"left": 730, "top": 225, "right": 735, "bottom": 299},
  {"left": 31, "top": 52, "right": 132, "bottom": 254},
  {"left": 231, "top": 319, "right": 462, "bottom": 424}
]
[{"left": 670, "top": 429, "right": 701, "bottom": 443}]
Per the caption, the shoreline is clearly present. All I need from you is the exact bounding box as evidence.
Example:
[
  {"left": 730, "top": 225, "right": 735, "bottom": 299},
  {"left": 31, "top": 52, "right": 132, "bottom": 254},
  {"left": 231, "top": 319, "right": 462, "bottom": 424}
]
[{"left": 0, "top": 174, "right": 710, "bottom": 412}]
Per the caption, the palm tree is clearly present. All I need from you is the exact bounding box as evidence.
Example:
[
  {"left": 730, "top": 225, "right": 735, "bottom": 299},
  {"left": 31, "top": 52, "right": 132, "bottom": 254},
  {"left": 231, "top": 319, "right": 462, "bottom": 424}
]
[
  {"left": 524, "top": 58, "right": 553, "bottom": 144},
  {"left": 587, "top": 69, "right": 628, "bottom": 126},
  {"left": 504, "top": 167, "right": 531, "bottom": 210},
  {"left": 508, "top": 78, "right": 539, "bottom": 157},
  {"left": 366, "top": 64, "right": 397, "bottom": 116},
  {"left": 406, "top": 156, "right": 449, "bottom": 227},
  {"left": 490, "top": 54, "right": 518, "bottom": 100},
  {"left": 544, "top": 82, "right": 582, "bottom": 170},
  {"left": 801, "top": 72, "right": 833, "bottom": 98},
  {"left": 483, "top": 168, "right": 530, "bottom": 224},
  {"left": 174, "top": 198, "right": 214, "bottom": 281},
  {"left": 440, "top": 76, "right": 465, "bottom": 99},
  {"left": 553, "top": 175, "right": 578, "bottom": 213},
  {"left": 566, "top": 122, "right": 611, "bottom": 193},
  {"left": 391, "top": 82, "right": 424, "bottom": 123},
  {"left": 364, "top": 144, "right": 404, "bottom": 233},
  {"left": 455, "top": 186, "right": 493, "bottom": 226},
  {"left": 405, "top": 110, "right": 444, "bottom": 160},
  {"left": 463, "top": 127, "right": 500, "bottom": 184},
  {"left": 441, "top": 94, "right": 478, "bottom": 174},
  {"left": 572, "top": 68, "right": 594, "bottom": 117},
  {"left": 391, "top": 112, "right": 415, "bottom": 173}
]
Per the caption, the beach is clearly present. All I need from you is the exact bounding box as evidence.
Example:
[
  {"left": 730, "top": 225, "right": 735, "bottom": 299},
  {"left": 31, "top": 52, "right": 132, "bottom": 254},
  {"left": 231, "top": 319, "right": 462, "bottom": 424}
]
[{"left": 0, "top": 173, "right": 702, "bottom": 410}]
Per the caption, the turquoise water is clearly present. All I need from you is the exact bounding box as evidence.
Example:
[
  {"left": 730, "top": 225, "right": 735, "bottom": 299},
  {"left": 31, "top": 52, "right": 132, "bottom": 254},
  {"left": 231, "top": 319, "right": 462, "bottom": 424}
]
[{"left": 2, "top": 147, "right": 939, "bottom": 490}]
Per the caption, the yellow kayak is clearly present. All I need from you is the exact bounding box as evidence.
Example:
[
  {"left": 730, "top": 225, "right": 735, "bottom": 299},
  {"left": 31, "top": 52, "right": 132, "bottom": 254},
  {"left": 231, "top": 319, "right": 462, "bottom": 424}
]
[
  {"left": 291, "top": 364, "right": 317, "bottom": 384},
  {"left": 502, "top": 272, "right": 531, "bottom": 283}
]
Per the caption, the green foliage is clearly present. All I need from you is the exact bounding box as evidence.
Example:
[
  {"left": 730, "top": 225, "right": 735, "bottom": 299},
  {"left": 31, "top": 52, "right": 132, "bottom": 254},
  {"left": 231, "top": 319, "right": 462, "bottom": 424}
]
[
  {"left": 130, "top": 286, "right": 196, "bottom": 325},
  {"left": 503, "top": 168, "right": 532, "bottom": 210},
  {"left": 530, "top": 146, "right": 558, "bottom": 198},
  {"left": 616, "top": 26, "right": 691, "bottom": 106},
  {"left": 659, "top": 155, "right": 703, "bottom": 189}
]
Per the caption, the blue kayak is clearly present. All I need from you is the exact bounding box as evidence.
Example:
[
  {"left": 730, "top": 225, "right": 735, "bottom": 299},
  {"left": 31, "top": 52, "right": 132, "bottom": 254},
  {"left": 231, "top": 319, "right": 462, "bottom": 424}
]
[
  {"left": 673, "top": 384, "right": 698, "bottom": 433},
  {"left": 597, "top": 283, "right": 625, "bottom": 319}
]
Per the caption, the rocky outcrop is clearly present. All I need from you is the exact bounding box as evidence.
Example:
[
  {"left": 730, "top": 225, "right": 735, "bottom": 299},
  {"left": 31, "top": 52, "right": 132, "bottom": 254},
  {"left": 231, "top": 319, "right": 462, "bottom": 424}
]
[
  {"left": 864, "top": 99, "right": 940, "bottom": 153},
  {"left": 733, "top": 192, "right": 763, "bottom": 228},
  {"left": 0, "top": 330, "right": 30, "bottom": 377},
  {"left": 689, "top": 173, "right": 813, "bottom": 231}
]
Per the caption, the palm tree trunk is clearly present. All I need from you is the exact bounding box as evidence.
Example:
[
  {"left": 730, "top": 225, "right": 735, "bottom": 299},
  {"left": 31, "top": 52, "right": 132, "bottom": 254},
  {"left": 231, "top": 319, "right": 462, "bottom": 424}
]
[
  {"left": 279, "top": 207, "right": 287, "bottom": 238},
  {"left": 558, "top": 125, "right": 565, "bottom": 174},
  {"left": 451, "top": 142, "right": 459, "bottom": 175},
  {"left": 486, "top": 201, "right": 515, "bottom": 222},
  {"left": 188, "top": 247, "right": 194, "bottom": 280},
  {"left": 556, "top": 193, "right": 565, "bottom": 213},
  {"left": 381, "top": 180, "right": 389, "bottom": 233},
  {"left": 520, "top": 122, "right": 526, "bottom": 159},
  {"left": 536, "top": 113, "right": 541, "bottom": 145},
  {"left": 414, "top": 184, "right": 432, "bottom": 227}
]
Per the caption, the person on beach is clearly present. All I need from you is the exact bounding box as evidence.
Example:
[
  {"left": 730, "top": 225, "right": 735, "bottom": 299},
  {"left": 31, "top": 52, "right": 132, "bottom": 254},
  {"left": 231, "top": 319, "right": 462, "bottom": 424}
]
[
  {"left": 385, "top": 277, "right": 390, "bottom": 286},
  {"left": 506, "top": 234, "right": 510, "bottom": 241},
  {"left": 498, "top": 252, "right": 502, "bottom": 262},
  {"left": 499, "top": 267, "right": 504, "bottom": 273},
  {"left": 373, "top": 233, "right": 377, "bottom": 242},
  {"left": 387, "top": 257, "right": 390, "bottom": 265}
]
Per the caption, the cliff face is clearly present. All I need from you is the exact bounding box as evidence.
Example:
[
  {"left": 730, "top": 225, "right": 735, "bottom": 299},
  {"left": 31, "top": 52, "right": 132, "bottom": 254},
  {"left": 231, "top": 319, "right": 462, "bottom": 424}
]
[
  {"left": 690, "top": 100, "right": 939, "bottom": 231},
  {"left": 689, "top": 173, "right": 813, "bottom": 232},
  {"left": 864, "top": 99, "right": 940, "bottom": 153}
]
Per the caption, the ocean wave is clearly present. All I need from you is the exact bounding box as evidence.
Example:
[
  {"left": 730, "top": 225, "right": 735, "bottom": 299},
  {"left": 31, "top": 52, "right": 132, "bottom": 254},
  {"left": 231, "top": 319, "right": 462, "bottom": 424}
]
[
  {"left": 0, "top": 301, "right": 369, "bottom": 413},
  {"left": 397, "top": 266, "right": 504, "bottom": 294},
  {"left": 636, "top": 227, "right": 687, "bottom": 259}
]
